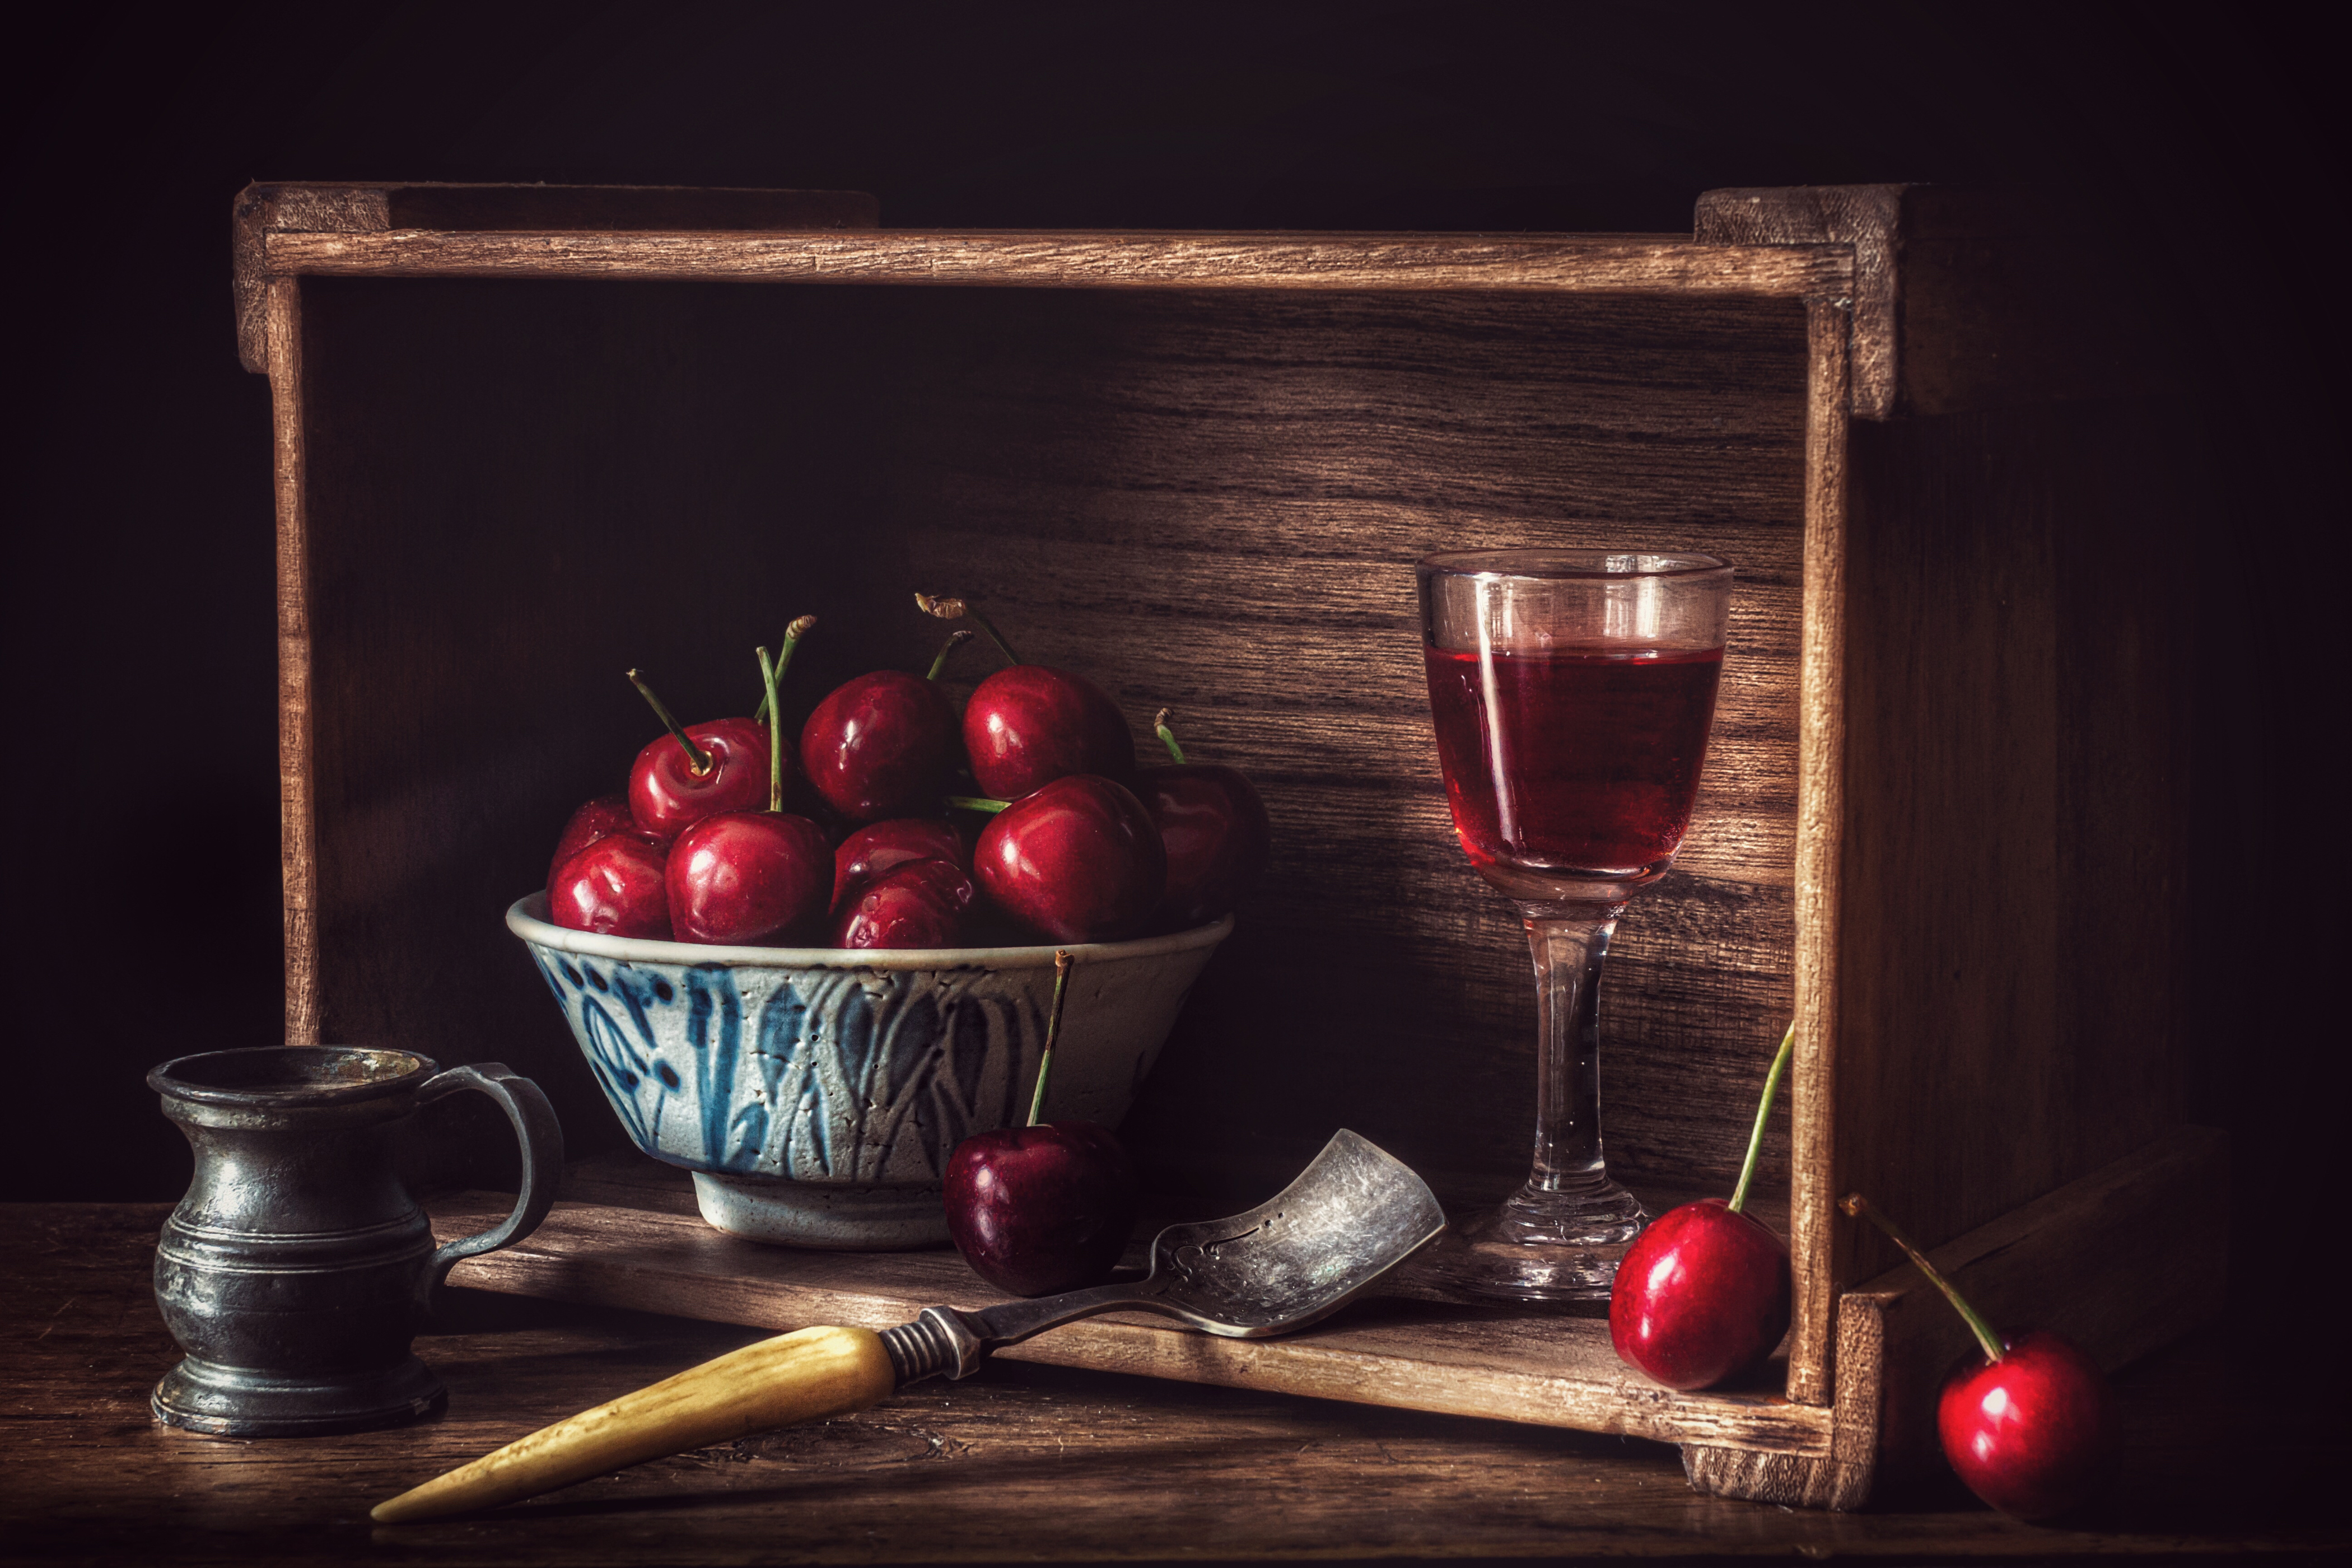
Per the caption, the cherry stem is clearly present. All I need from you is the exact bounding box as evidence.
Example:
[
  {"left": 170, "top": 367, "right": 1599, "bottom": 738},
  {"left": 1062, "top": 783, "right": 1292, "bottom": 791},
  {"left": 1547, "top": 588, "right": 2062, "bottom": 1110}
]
[
  {"left": 1728, "top": 1021, "right": 1795, "bottom": 1215},
  {"left": 1153, "top": 707, "right": 1186, "bottom": 765},
  {"left": 1840, "top": 1193, "right": 2009, "bottom": 1365},
  {"left": 757, "top": 646, "right": 782, "bottom": 814},
  {"left": 1026, "top": 950, "right": 1075, "bottom": 1127},
  {"left": 916, "top": 593, "right": 1022, "bottom": 665},
  {"left": 750, "top": 614, "right": 819, "bottom": 724},
  {"left": 627, "top": 670, "right": 710, "bottom": 777},
  {"left": 926, "top": 629, "right": 975, "bottom": 682},
  {"left": 947, "top": 795, "right": 1011, "bottom": 815}
]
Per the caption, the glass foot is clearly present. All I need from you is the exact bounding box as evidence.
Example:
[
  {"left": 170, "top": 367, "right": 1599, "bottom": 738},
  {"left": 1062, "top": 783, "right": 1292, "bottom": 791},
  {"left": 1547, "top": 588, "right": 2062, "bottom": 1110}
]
[{"left": 1429, "top": 1176, "right": 1649, "bottom": 1302}]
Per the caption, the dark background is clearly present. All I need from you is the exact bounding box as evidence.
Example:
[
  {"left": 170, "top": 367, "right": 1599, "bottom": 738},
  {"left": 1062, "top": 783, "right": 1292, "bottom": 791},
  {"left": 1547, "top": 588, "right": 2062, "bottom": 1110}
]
[{"left": 2, "top": 3, "right": 2336, "bottom": 1325}]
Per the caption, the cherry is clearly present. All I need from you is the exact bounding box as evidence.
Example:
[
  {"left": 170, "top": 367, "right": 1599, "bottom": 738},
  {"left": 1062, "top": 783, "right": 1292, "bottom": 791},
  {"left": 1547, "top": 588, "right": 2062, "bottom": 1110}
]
[
  {"left": 548, "top": 794, "right": 642, "bottom": 890},
  {"left": 665, "top": 635, "right": 834, "bottom": 946},
  {"left": 945, "top": 951, "right": 1138, "bottom": 1295},
  {"left": 1611, "top": 1024, "right": 1795, "bottom": 1389},
  {"left": 967, "top": 774, "right": 1166, "bottom": 943},
  {"left": 830, "top": 858, "right": 975, "bottom": 949},
  {"left": 1137, "top": 708, "right": 1271, "bottom": 930},
  {"left": 624, "top": 669, "right": 772, "bottom": 839},
  {"left": 1843, "top": 1193, "right": 2116, "bottom": 1522},
  {"left": 549, "top": 832, "right": 672, "bottom": 939},
  {"left": 832, "top": 818, "right": 968, "bottom": 912},
  {"left": 798, "top": 670, "right": 961, "bottom": 823},
  {"left": 917, "top": 592, "right": 1135, "bottom": 799}
]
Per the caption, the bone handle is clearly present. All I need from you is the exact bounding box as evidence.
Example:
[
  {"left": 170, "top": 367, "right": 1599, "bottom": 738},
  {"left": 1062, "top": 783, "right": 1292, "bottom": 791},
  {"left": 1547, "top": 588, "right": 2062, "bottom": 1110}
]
[{"left": 371, "top": 1324, "right": 895, "bottom": 1523}]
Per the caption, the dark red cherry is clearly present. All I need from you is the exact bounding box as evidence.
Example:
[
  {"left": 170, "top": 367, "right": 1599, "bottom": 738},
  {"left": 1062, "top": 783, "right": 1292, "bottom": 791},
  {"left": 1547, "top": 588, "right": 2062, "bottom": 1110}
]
[
  {"left": 549, "top": 833, "right": 672, "bottom": 939},
  {"left": 548, "top": 794, "right": 643, "bottom": 890},
  {"left": 799, "top": 671, "right": 961, "bottom": 823},
  {"left": 832, "top": 818, "right": 968, "bottom": 912},
  {"left": 1609, "top": 1199, "right": 1791, "bottom": 1390},
  {"left": 831, "top": 858, "right": 975, "bottom": 949},
  {"left": 665, "top": 810, "right": 831, "bottom": 945},
  {"left": 628, "top": 717, "right": 771, "bottom": 840},
  {"left": 1138, "top": 763, "right": 1271, "bottom": 928},
  {"left": 962, "top": 666, "right": 1136, "bottom": 801},
  {"left": 944, "top": 1122, "right": 1136, "bottom": 1296},
  {"left": 973, "top": 775, "right": 1165, "bottom": 943},
  {"left": 1938, "top": 1329, "right": 2115, "bottom": 1522}
]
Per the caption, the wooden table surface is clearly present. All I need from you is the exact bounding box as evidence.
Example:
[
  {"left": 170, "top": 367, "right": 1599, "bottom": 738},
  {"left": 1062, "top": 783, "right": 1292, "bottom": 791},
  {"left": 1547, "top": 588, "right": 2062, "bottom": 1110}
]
[{"left": 4, "top": 1204, "right": 2339, "bottom": 1565}]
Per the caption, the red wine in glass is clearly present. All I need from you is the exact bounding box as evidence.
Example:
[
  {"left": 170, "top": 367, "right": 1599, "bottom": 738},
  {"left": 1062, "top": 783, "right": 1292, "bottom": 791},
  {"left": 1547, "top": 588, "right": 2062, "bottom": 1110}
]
[
  {"left": 1416, "top": 550, "right": 1733, "bottom": 1302},
  {"left": 1423, "top": 645, "right": 1724, "bottom": 876}
]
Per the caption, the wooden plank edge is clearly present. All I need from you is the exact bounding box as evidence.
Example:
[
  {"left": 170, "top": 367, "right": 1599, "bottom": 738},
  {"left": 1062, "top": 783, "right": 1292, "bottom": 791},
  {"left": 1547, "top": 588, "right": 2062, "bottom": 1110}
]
[
  {"left": 431, "top": 1206, "right": 1830, "bottom": 1457},
  {"left": 262, "top": 229, "right": 1851, "bottom": 296},
  {"left": 1784, "top": 293, "right": 1853, "bottom": 1406},
  {"left": 267, "top": 275, "right": 318, "bottom": 1047}
]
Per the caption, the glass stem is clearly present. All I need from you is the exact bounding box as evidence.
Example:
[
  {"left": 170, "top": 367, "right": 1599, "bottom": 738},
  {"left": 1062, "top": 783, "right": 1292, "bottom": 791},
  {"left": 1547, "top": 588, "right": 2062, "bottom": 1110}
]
[{"left": 1520, "top": 903, "right": 1624, "bottom": 1193}]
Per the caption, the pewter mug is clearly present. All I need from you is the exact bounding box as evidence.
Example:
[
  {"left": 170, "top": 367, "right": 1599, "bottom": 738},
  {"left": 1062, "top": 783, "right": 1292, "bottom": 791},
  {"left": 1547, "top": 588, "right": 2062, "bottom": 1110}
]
[{"left": 148, "top": 1046, "right": 563, "bottom": 1437}]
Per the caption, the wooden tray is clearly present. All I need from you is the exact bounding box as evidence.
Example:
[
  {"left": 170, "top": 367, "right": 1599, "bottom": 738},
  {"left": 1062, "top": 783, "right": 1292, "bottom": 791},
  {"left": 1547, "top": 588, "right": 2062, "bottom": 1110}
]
[
  {"left": 433, "top": 1153, "right": 1828, "bottom": 1457},
  {"left": 432, "top": 1128, "right": 2222, "bottom": 1508}
]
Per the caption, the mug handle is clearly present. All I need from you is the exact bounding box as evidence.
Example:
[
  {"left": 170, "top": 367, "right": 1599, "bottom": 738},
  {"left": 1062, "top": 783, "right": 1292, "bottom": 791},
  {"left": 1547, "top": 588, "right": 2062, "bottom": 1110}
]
[{"left": 412, "top": 1062, "right": 566, "bottom": 1315}]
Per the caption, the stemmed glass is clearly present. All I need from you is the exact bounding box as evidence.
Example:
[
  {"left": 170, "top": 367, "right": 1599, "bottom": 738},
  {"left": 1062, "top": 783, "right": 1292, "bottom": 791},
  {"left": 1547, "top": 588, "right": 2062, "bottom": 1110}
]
[{"left": 1416, "top": 549, "right": 1734, "bottom": 1301}]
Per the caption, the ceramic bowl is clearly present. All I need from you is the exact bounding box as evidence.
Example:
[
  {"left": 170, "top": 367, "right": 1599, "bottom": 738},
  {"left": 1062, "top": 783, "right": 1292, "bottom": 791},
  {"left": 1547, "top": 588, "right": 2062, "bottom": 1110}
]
[{"left": 507, "top": 896, "right": 1230, "bottom": 1249}]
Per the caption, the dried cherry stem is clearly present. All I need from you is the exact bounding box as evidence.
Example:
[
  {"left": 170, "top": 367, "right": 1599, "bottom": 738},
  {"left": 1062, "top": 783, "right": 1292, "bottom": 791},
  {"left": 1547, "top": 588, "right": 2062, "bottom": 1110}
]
[
  {"left": 926, "top": 629, "right": 976, "bottom": 682},
  {"left": 1152, "top": 707, "right": 1186, "bottom": 765},
  {"left": 627, "top": 669, "right": 710, "bottom": 777},
  {"left": 915, "top": 593, "right": 1021, "bottom": 665},
  {"left": 757, "top": 646, "right": 783, "bottom": 813},
  {"left": 1026, "top": 950, "right": 1075, "bottom": 1127},
  {"left": 1728, "top": 1021, "right": 1795, "bottom": 1215},
  {"left": 750, "top": 614, "right": 819, "bottom": 724},
  {"left": 1840, "top": 1193, "right": 2009, "bottom": 1364},
  {"left": 947, "top": 795, "right": 1010, "bottom": 815}
]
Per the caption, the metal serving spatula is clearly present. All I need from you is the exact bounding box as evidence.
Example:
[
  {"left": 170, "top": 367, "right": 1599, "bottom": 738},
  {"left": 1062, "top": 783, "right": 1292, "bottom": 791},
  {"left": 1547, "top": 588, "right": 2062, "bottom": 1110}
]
[{"left": 373, "top": 1128, "right": 1445, "bottom": 1522}]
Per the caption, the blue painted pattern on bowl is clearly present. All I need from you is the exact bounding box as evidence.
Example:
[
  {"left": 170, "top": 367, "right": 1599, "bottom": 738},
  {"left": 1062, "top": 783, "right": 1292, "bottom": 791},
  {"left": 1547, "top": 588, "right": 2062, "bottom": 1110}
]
[{"left": 507, "top": 898, "right": 1229, "bottom": 1242}]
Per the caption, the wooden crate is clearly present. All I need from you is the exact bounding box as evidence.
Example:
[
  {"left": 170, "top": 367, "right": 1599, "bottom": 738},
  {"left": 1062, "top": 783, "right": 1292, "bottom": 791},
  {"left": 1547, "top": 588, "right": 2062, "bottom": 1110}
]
[{"left": 237, "top": 180, "right": 2220, "bottom": 1508}]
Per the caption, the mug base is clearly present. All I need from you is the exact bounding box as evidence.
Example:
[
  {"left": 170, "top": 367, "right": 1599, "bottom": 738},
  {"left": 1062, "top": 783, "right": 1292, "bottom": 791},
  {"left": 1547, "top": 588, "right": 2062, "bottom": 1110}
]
[{"left": 152, "top": 1354, "right": 446, "bottom": 1438}]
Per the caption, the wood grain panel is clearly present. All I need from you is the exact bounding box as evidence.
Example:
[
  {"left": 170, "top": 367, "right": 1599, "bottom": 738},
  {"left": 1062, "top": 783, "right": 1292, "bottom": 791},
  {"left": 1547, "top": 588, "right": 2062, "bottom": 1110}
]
[
  {"left": 267, "top": 228, "right": 1850, "bottom": 297},
  {"left": 289, "top": 278, "right": 1813, "bottom": 1207}
]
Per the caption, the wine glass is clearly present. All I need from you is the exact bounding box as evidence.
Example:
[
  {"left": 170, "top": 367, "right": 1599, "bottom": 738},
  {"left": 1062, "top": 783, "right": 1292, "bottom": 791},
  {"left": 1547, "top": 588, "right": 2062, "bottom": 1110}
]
[{"left": 1416, "top": 549, "right": 1734, "bottom": 1301}]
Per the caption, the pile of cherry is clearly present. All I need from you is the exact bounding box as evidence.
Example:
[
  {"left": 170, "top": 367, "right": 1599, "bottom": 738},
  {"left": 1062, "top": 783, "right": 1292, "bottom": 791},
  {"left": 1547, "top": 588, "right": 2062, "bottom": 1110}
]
[{"left": 545, "top": 598, "right": 1270, "bottom": 949}]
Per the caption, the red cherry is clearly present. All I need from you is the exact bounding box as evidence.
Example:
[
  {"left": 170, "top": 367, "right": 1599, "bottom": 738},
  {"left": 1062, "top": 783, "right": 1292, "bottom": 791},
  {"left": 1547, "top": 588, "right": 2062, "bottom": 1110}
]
[
  {"left": 1608, "top": 1199, "right": 1791, "bottom": 1389},
  {"left": 944, "top": 1122, "right": 1136, "bottom": 1296},
  {"left": 830, "top": 858, "right": 975, "bottom": 949},
  {"left": 1138, "top": 763, "right": 1271, "bottom": 928},
  {"left": 973, "top": 775, "right": 1166, "bottom": 942},
  {"left": 549, "top": 833, "right": 672, "bottom": 939},
  {"left": 665, "top": 810, "right": 831, "bottom": 945},
  {"left": 548, "top": 794, "right": 643, "bottom": 890},
  {"left": 798, "top": 671, "right": 960, "bottom": 823},
  {"left": 1938, "top": 1331, "right": 2113, "bottom": 1521},
  {"left": 628, "top": 717, "right": 771, "bottom": 839},
  {"left": 963, "top": 666, "right": 1135, "bottom": 801},
  {"left": 832, "top": 817, "right": 969, "bottom": 912}
]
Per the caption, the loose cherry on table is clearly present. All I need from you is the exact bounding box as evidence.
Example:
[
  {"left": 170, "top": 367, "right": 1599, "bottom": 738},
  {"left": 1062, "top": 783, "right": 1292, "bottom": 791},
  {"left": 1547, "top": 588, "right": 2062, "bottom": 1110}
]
[
  {"left": 665, "top": 630, "right": 836, "bottom": 946},
  {"left": 548, "top": 794, "right": 641, "bottom": 891},
  {"left": 945, "top": 950, "right": 1138, "bottom": 1296},
  {"left": 963, "top": 774, "right": 1166, "bottom": 944},
  {"left": 1137, "top": 707, "right": 1271, "bottom": 930},
  {"left": 917, "top": 593, "right": 1136, "bottom": 800},
  {"left": 549, "top": 831, "right": 673, "bottom": 939},
  {"left": 1842, "top": 1193, "right": 2115, "bottom": 1522},
  {"left": 832, "top": 818, "right": 969, "bottom": 912},
  {"left": 1610, "top": 1023, "right": 1795, "bottom": 1390},
  {"left": 830, "top": 858, "right": 976, "bottom": 949},
  {"left": 625, "top": 670, "right": 773, "bottom": 840}
]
